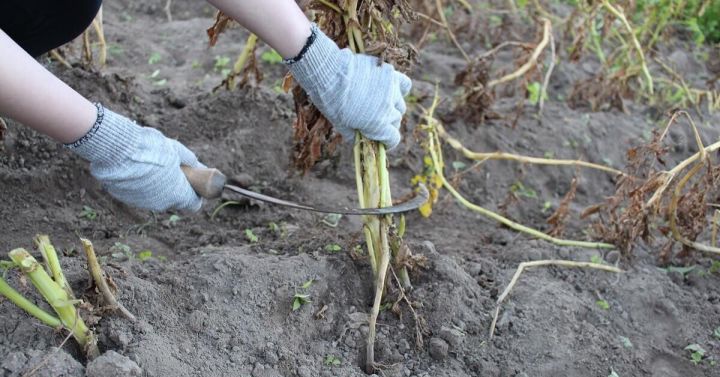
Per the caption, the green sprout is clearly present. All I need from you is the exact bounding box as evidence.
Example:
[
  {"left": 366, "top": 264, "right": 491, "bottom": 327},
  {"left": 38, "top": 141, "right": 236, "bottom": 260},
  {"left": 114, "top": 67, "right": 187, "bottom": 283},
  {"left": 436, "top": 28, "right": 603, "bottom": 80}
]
[
  {"left": 510, "top": 181, "right": 538, "bottom": 199},
  {"left": 137, "top": 250, "right": 153, "bottom": 262},
  {"left": 292, "top": 279, "right": 313, "bottom": 311},
  {"left": 260, "top": 49, "right": 283, "bottom": 64},
  {"left": 324, "top": 244, "right": 342, "bottom": 253},
  {"left": 685, "top": 344, "right": 706, "bottom": 365},
  {"left": 596, "top": 299, "right": 610, "bottom": 310},
  {"left": 163, "top": 214, "right": 181, "bottom": 227},
  {"left": 323, "top": 355, "right": 342, "bottom": 367},
  {"left": 245, "top": 228, "right": 258, "bottom": 243},
  {"left": 79, "top": 206, "right": 98, "bottom": 220},
  {"left": 148, "top": 52, "right": 162, "bottom": 65}
]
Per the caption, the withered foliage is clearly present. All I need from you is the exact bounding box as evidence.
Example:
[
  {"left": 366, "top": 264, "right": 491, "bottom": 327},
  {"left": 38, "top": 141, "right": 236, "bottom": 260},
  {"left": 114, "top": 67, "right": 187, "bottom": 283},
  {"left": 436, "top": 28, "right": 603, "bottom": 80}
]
[
  {"left": 453, "top": 58, "right": 497, "bottom": 123},
  {"left": 585, "top": 112, "right": 720, "bottom": 261},
  {"left": 547, "top": 177, "right": 578, "bottom": 237},
  {"left": 206, "top": 11, "right": 234, "bottom": 47},
  {"left": 583, "top": 128, "right": 669, "bottom": 254},
  {"left": 569, "top": 72, "right": 632, "bottom": 112},
  {"left": 214, "top": 45, "right": 263, "bottom": 92},
  {"left": 665, "top": 163, "right": 720, "bottom": 261},
  {"left": 290, "top": 0, "right": 417, "bottom": 173},
  {"left": 207, "top": 12, "right": 263, "bottom": 91},
  {"left": 453, "top": 19, "right": 546, "bottom": 124}
]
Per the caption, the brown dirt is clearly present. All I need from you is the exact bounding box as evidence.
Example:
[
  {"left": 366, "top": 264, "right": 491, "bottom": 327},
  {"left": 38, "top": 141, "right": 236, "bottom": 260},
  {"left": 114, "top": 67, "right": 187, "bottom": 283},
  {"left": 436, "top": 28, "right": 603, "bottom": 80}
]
[{"left": 2, "top": 1, "right": 720, "bottom": 376}]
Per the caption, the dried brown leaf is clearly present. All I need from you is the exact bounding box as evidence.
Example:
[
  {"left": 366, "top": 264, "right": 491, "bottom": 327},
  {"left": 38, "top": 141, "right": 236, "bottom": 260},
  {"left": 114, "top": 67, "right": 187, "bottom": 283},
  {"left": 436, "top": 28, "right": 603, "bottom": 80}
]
[
  {"left": 206, "top": 11, "right": 235, "bottom": 47},
  {"left": 547, "top": 177, "right": 578, "bottom": 237}
]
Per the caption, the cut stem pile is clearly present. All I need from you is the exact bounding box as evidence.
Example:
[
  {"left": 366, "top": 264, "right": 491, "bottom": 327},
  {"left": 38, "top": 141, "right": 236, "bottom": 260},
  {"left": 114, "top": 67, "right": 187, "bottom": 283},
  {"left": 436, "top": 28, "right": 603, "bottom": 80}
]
[
  {"left": 0, "top": 235, "right": 136, "bottom": 359},
  {"left": 1, "top": 236, "right": 99, "bottom": 359}
]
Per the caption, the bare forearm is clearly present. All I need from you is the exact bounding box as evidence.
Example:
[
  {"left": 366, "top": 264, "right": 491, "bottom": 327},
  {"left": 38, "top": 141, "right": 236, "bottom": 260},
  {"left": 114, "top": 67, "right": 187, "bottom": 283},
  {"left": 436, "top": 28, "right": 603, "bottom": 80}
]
[
  {"left": 206, "top": 0, "right": 311, "bottom": 59},
  {"left": 0, "top": 29, "right": 95, "bottom": 143}
]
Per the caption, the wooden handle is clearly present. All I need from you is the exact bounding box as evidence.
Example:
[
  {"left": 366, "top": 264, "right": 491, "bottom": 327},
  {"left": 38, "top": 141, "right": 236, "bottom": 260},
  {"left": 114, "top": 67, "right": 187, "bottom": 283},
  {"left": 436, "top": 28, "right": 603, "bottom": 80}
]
[{"left": 181, "top": 166, "right": 227, "bottom": 199}]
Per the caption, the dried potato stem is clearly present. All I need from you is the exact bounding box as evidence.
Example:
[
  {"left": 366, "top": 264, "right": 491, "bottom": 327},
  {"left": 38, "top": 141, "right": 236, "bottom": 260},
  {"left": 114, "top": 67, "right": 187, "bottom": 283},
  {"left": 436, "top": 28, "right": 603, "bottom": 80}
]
[
  {"left": 486, "top": 18, "right": 551, "bottom": 89},
  {"left": 646, "top": 112, "right": 720, "bottom": 208},
  {"left": 600, "top": 0, "right": 653, "bottom": 94},
  {"left": 489, "top": 260, "right": 622, "bottom": 338},
  {"left": 49, "top": 50, "right": 72, "bottom": 69},
  {"left": 81, "top": 239, "right": 137, "bottom": 322},
  {"left": 435, "top": 0, "right": 471, "bottom": 62},
  {"left": 434, "top": 122, "right": 623, "bottom": 176},
  {"left": 424, "top": 92, "right": 615, "bottom": 250},
  {"left": 538, "top": 30, "right": 555, "bottom": 114},
  {"left": 91, "top": 6, "right": 106, "bottom": 66}
]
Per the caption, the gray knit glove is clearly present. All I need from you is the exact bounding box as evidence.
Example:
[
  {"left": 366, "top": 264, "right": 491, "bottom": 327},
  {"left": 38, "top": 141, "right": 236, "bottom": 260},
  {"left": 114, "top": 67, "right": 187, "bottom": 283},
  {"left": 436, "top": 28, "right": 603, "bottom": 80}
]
[
  {"left": 286, "top": 24, "right": 412, "bottom": 150},
  {"left": 65, "top": 104, "right": 204, "bottom": 212}
]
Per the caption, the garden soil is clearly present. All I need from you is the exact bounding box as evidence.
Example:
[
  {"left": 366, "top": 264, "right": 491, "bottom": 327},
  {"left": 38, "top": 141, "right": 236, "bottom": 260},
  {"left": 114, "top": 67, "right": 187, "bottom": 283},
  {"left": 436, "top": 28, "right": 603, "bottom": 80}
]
[{"left": 2, "top": 1, "right": 720, "bottom": 376}]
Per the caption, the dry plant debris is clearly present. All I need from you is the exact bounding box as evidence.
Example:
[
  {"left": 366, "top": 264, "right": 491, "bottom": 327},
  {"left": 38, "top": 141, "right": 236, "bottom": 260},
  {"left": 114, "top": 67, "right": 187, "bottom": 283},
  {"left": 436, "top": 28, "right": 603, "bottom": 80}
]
[
  {"left": 588, "top": 110, "right": 720, "bottom": 260},
  {"left": 489, "top": 260, "right": 622, "bottom": 339}
]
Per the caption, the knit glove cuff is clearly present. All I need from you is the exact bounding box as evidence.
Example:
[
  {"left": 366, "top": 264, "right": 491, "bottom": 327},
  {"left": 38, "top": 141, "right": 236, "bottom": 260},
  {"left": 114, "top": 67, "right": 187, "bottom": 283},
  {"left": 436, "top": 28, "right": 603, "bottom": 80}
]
[
  {"left": 64, "top": 103, "right": 140, "bottom": 166},
  {"left": 285, "top": 23, "right": 344, "bottom": 93},
  {"left": 285, "top": 24, "right": 411, "bottom": 150}
]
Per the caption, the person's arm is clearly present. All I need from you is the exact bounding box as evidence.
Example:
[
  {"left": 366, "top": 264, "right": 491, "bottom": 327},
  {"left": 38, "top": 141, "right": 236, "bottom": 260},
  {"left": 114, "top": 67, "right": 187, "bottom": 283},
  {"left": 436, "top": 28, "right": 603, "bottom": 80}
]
[
  {"left": 206, "top": 0, "right": 310, "bottom": 59},
  {"left": 0, "top": 28, "right": 203, "bottom": 212},
  {"left": 208, "top": 0, "right": 412, "bottom": 149},
  {"left": 0, "top": 30, "right": 96, "bottom": 143}
]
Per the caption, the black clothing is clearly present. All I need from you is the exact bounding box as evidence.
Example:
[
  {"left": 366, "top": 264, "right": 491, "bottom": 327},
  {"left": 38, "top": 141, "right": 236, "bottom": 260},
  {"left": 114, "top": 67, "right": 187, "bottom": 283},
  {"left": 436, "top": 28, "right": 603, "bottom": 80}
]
[{"left": 0, "top": 0, "right": 102, "bottom": 57}]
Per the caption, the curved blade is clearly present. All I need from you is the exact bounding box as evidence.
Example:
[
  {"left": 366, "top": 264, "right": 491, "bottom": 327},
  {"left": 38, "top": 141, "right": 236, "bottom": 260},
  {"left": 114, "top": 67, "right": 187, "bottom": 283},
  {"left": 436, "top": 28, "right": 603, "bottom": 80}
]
[{"left": 223, "top": 184, "right": 429, "bottom": 216}]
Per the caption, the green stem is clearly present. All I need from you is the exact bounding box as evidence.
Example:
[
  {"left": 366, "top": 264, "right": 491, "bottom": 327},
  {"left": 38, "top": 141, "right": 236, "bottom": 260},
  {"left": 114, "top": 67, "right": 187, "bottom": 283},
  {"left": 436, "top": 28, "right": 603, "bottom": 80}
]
[
  {"left": 0, "top": 275, "right": 62, "bottom": 328},
  {"left": 9, "top": 248, "right": 98, "bottom": 358},
  {"left": 355, "top": 136, "right": 378, "bottom": 276},
  {"left": 34, "top": 235, "right": 70, "bottom": 296}
]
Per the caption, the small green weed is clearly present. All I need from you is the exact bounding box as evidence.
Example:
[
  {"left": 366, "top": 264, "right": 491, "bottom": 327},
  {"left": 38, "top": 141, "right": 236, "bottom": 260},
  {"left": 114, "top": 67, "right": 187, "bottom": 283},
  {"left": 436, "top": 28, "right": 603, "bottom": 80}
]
[
  {"left": 618, "top": 336, "right": 633, "bottom": 349},
  {"left": 709, "top": 261, "right": 720, "bottom": 274},
  {"left": 323, "top": 355, "right": 341, "bottom": 367},
  {"left": 163, "top": 214, "right": 181, "bottom": 227},
  {"left": 79, "top": 206, "right": 98, "bottom": 220},
  {"left": 148, "top": 69, "right": 167, "bottom": 86},
  {"left": 321, "top": 213, "right": 342, "bottom": 228},
  {"left": 148, "top": 52, "right": 162, "bottom": 65},
  {"left": 596, "top": 299, "right": 610, "bottom": 310},
  {"left": 324, "top": 244, "right": 342, "bottom": 253},
  {"left": 260, "top": 49, "right": 283, "bottom": 64},
  {"left": 292, "top": 279, "right": 314, "bottom": 311},
  {"left": 245, "top": 228, "right": 258, "bottom": 243},
  {"left": 214, "top": 55, "right": 231, "bottom": 76},
  {"left": 137, "top": 250, "right": 153, "bottom": 262},
  {"left": 452, "top": 161, "right": 467, "bottom": 171},
  {"left": 685, "top": 343, "right": 706, "bottom": 365},
  {"left": 510, "top": 181, "right": 538, "bottom": 199},
  {"left": 527, "top": 81, "right": 546, "bottom": 105}
]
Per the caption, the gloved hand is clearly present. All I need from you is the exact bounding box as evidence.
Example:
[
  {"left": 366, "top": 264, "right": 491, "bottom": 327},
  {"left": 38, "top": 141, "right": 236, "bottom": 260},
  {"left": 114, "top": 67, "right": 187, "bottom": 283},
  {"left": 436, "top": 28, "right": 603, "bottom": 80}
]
[
  {"left": 65, "top": 104, "right": 203, "bottom": 212},
  {"left": 286, "top": 24, "right": 412, "bottom": 150}
]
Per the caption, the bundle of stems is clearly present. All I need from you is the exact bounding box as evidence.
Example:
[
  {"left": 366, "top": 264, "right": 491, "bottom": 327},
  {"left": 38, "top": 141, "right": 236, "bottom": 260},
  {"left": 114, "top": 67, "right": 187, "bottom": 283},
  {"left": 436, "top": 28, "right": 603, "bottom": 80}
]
[
  {"left": 0, "top": 236, "right": 99, "bottom": 358},
  {"left": 332, "top": 0, "right": 412, "bottom": 371}
]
